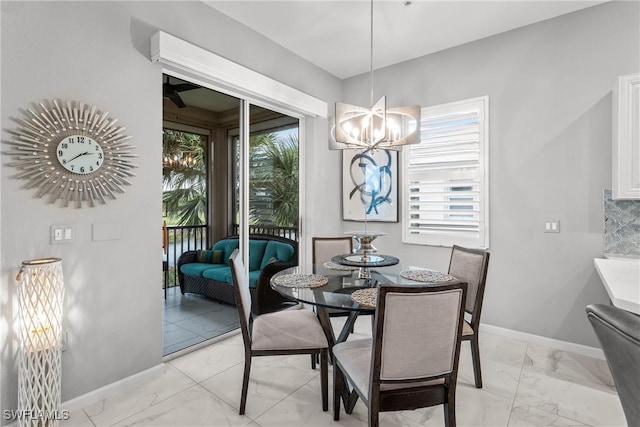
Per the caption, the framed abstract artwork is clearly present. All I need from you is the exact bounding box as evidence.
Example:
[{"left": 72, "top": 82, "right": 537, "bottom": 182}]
[{"left": 342, "top": 149, "right": 398, "bottom": 222}]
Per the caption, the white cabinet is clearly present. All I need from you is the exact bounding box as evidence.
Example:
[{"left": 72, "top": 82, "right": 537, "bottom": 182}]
[{"left": 613, "top": 73, "right": 640, "bottom": 199}]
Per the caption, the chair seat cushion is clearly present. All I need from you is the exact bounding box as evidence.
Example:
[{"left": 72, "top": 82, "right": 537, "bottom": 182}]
[
  {"left": 333, "top": 339, "right": 444, "bottom": 400},
  {"left": 181, "top": 262, "right": 226, "bottom": 278},
  {"left": 252, "top": 309, "right": 328, "bottom": 351},
  {"left": 202, "top": 267, "right": 233, "bottom": 283},
  {"left": 200, "top": 267, "right": 260, "bottom": 288},
  {"left": 462, "top": 320, "right": 473, "bottom": 337}
]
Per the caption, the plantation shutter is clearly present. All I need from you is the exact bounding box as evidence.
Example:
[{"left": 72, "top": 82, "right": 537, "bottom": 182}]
[{"left": 402, "top": 97, "right": 489, "bottom": 248}]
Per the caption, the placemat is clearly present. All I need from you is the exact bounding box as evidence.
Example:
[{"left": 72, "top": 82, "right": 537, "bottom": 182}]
[
  {"left": 351, "top": 288, "right": 378, "bottom": 308},
  {"left": 400, "top": 269, "right": 455, "bottom": 283},
  {"left": 322, "top": 261, "right": 358, "bottom": 271},
  {"left": 272, "top": 273, "right": 328, "bottom": 288}
]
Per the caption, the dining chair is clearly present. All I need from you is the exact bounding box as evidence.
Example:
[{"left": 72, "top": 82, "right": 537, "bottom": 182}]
[
  {"left": 229, "top": 249, "right": 329, "bottom": 415},
  {"left": 333, "top": 282, "right": 468, "bottom": 427},
  {"left": 586, "top": 304, "right": 640, "bottom": 426},
  {"left": 312, "top": 236, "right": 353, "bottom": 266},
  {"left": 448, "top": 245, "right": 490, "bottom": 388}
]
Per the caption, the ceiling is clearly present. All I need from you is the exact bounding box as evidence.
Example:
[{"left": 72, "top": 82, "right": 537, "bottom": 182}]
[{"left": 205, "top": 0, "right": 605, "bottom": 80}]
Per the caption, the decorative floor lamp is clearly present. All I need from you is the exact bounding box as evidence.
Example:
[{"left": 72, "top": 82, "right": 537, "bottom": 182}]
[{"left": 16, "top": 258, "right": 64, "bottom": 427}]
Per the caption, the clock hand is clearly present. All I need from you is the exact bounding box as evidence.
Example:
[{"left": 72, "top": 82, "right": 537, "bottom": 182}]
[{"left": 68, "top": 151, "right": 93, "bottom": 162}]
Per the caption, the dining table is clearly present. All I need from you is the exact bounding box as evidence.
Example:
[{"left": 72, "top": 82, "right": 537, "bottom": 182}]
[{"left": 270, "top": 259, "right": 458, "bottom": 354}]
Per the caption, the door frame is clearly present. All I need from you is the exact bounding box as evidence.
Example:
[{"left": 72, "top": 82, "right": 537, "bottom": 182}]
[{"left": 152, "top": 30, "right": 328, "bottom": 271}]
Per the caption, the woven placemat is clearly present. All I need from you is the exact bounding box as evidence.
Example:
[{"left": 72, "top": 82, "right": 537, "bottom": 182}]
[
  {"left": 272, "top": 273, "right": 328, "bottom": 288},
  {"left": 351, "top": 288, "right": 378, "bottom": 308},
  {"left": 400, "top": 269, "right": 455, "bottom": 283},
  {"left": 322, "top": 261, "right": 358, "bottom": 271}
]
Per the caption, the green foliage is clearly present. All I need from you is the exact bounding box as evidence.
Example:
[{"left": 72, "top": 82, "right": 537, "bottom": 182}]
[
  {"left": 162, "top": 130, "right": 207, "bottom": 226},
  {"left": 163, "top": 127, "right": 299, "bottom": 229},
  {"left": 257, "top": 134, "right": 299, "bottom": 226}
]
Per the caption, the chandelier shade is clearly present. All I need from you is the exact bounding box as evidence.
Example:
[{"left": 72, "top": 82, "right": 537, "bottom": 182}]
[
  {"left": 330, "top": 0, "right": 421, "bottom": 151},
  {"left": 332, "top": 96, "right": 420, "bottom": 150}
]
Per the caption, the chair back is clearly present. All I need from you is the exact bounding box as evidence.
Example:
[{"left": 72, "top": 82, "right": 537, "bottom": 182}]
[
  {"left": 587, "top": 304, "right": 640, "bottom": 426},
  {"left": 312, "top": 237, "right": 353, "bottom": 264},
  {"left": 448, "top": 245, "right": 489, "bottom": 317},
  {"left": 229, "top": 249, "right": 252, "bottom": 342},
  {"left": 372, "top": 283, "right": 467, "bottom": 384}
]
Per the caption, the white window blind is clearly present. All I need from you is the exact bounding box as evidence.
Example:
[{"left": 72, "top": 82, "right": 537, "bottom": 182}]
[{"left": 402, "top": 96, "right": 489, "bottom": 248}]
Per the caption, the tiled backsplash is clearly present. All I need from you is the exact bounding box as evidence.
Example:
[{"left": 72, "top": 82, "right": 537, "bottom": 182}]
[{"left": 604, "top": 189, "right": 640, "bottom": 257}]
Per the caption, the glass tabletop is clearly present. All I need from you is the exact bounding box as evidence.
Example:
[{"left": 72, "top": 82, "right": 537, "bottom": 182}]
[{"left": 270, "top": 263, "right": 451, "bottom": 312}]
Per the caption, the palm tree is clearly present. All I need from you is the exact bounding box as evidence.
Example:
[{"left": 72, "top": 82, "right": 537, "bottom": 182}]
[
  {"left": 162, "top": 130, "right": 207, "bottom": 226},
  {"left": 257, "top": 134, "right": 299, "bottom": 226},
  {"left": 163, "top": 128, "right": 299, "bottom": 230}
]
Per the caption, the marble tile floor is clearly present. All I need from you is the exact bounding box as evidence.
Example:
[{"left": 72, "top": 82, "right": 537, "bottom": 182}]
[
  {"left": 64, "top": 315, "right": 627, "bottom": 427},
  {"left": 163, "top": 286, "right": 240, "bottom": 356}
]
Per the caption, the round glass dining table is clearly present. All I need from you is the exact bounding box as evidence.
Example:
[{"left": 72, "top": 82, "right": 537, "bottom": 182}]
[
  {"left": 270, "top": 262, "right": 452, "bottom": 350},
  {"left": 270, "top": 262, "right": 424, "bottom": 312}
]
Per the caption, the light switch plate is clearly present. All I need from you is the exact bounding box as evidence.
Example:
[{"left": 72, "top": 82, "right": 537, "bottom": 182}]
[
  {"left": 51, "top": 224, "right": 75, "bottom": 244},
  {"left": 544, "top": 220, "right": 560, "bottom": 233}
]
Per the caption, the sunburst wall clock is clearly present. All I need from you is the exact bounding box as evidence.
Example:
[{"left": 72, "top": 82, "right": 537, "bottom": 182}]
[{"left": 5, "top": 99, "right": 138, "bottom": 208}]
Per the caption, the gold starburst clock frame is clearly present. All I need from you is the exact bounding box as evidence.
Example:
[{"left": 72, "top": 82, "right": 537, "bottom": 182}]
[{"left": 5, "top": 99, "right": 138, "bottom": 208}]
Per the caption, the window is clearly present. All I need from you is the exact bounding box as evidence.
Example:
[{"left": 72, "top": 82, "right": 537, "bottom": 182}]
[{"left": 402, "top": 96, "right": 489, "bottom": 248}]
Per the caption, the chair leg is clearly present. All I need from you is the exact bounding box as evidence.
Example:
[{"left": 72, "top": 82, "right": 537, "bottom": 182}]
[
  {"left": 470, "top": 335, "right": 483, "bottom": 388},
  {"left": 368, "top": 407, "right": 379, "bottom": 427},
  {"left": 320, "top": 349, "right": 328, "bottom": 411},
  {"left": 444, "top": 402, "right": 456, "bottom": 427},
  {"left": 444, "top": 384, "right": 456, "bottom": 427},
  {"left": 333, "top": 362, "right": 343, "bottom": 420},
  {"left": 239, "top": 356, "right": 251, "bottom": 415},
  {"left": 311, "top": 353, "right": 316, "bottom": 369}
]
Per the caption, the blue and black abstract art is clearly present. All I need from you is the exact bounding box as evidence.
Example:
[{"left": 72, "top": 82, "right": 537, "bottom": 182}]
[{"left": 343, "top": 148, "right": 398, "bottom": 222}]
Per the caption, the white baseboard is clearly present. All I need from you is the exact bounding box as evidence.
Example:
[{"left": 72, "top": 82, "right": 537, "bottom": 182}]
[
  {"left": 479, "top": 323, "right": 605, "bottom": 360},
  {"left": 59, "top": 329, "right": 242, "bottom": 412},
  {"left": 61, "top": 364, "right": 166, "bottom": 412}
]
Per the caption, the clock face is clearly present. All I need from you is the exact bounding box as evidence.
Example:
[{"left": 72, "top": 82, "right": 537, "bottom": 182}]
[
  {"left": 6, "top": 99, "right": 138, "bottom": 208},
  {"left": 56, "top": 135, "right": 104, "bottom": 175}
]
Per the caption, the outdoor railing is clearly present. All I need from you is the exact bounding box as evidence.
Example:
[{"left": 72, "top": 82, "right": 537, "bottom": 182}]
[
  {"left": 230, "top": 224, "right": 299, "bottom": 241},
  {"left": 164, "top": 224, "right": 208, "bottom": 289},
  {"left": 164, "top": 224, "right": 298, "bottom": 290}
]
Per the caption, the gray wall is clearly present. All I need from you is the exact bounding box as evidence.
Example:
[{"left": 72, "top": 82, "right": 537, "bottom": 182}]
[
  {"left": 1, "top": 0, "right": 638, "bottom": 418},
  {"left": 0, "top": 0, "right": 342, "bottom": 416},
  {"left": 340, "top": 1, "right": 639, "bottom": 347}
]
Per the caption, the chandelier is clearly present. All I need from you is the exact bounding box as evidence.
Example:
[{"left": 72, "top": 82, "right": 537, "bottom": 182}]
[{"left": 330, "top": 0, "right": 420, "bottom": 151}]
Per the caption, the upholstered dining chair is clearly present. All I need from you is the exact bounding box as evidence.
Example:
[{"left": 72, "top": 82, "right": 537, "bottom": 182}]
[
  {"left": 333, "top": 283, "right": 468, "bottom": 427},
  {"left": 312, "top": 236, "right": 353, "bottom": 266},
  {"left": 586, "top": 304, "right": 640, "bottom": 426},
  {"left": 229, "top": 249, "right": 329, "bottom": 415},
  {"left": 448, "top": 245, "right": 490, "bottom": 388}
]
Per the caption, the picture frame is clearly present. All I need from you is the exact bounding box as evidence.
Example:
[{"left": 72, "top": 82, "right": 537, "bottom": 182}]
[{"left": 342, "top": 149, "right": 398, "bottom": 222}]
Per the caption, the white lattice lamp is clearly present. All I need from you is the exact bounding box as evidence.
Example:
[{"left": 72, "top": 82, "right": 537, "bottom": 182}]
[{"left": 16, "top": 257, "right": 64, "bottom": 427}]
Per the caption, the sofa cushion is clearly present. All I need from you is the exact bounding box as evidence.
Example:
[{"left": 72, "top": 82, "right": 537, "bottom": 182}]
[
  {"left": 248, "top": 270, "right": 261, "bottom": 288},
  {"left": 181, "top": 262, "right": 227, "bottom": 278},
  {"left": 260, "top": 241, "right": 295, "bottom": 269},
  {"left": 196, "top": 249, "right": 223, "bottom": 264},
  {"left": 249, "top": 239, "right": 269, "bottom": 271},
  {"left": 223, "top": 240, "right": 240, "bottom": 265},
  {"left": 201, "top": 266, "right": 260, "bottom": 288},
  {"left": 202, "top": 267, "right": 233, "bottom": 283}
]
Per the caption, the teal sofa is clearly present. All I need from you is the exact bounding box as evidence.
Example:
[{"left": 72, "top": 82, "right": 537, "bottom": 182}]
[{"left": 177, "top": 234, "right": 298, "bottom": 308}]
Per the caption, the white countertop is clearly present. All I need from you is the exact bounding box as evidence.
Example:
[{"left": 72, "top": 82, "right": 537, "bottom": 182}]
[{"left": 594, "top": 258, "right": 640, "bottom": 314}]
